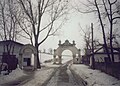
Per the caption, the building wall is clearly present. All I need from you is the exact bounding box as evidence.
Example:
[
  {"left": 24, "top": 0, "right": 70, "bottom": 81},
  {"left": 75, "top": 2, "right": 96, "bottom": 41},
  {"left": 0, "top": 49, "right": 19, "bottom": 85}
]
[
  {"left": 93, "top": 54, "right": 120, "bottom": 62},
  {"left": 0, "top": 43, "right": 23, "bottom": 62}
]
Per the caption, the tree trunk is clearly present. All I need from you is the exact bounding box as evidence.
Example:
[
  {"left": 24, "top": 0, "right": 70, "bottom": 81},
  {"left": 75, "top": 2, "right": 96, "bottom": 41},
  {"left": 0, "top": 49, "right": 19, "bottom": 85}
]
[
  {"left": 35, "top": 43, "right": 41, "bottom": 69},
  {"left": 94, "top": 0, "right": 111, "bottom": 62},
  {"left": 91, "top": 23, "right": 95, "bottom": 69},
  {"left": 110, "top": 25, "right": 114, "bottom": 62},
  {"left": 35, "top": 39, "right": 41, "bottom": 69},
  {"left": 36, "top": 51, "right": 41, "bottom": 69}
]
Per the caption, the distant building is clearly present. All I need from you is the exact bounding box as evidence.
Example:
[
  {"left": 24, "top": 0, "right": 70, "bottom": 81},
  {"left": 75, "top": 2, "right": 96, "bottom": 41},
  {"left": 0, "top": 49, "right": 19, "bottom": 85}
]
[
  {"left": 94, "top": 45, "right": 120, "bottom": 62},
  {"left": 82, "top": 44, "right": 120, "bottom": 65}
]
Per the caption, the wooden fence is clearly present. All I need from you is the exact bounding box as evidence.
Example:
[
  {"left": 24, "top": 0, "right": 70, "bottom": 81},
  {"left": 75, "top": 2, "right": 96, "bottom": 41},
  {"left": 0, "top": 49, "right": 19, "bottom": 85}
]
[{"left": 82, "top": 56, "right": 120, "bottom": 79}]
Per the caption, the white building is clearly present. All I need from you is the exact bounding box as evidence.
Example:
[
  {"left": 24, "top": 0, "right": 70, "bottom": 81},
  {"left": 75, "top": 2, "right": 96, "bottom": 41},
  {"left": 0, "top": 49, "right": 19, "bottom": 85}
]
[{"left": 83, "top": 45, "right": 120, "bottom": 66}]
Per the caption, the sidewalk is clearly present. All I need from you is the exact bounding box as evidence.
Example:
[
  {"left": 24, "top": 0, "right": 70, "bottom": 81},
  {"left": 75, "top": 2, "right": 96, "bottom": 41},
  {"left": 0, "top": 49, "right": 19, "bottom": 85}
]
[{"left": 71, "top": 64, "right": 120, "bottom": 86}]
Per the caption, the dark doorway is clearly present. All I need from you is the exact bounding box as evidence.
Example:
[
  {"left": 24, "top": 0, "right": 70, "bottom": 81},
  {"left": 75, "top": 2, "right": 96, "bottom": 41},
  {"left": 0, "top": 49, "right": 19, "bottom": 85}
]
[
  {"left": 24, "top": 58, "right": 31, "bottom": 66},
  {"left": 27, "top": 58, "right": 31, "bottom": 66}
]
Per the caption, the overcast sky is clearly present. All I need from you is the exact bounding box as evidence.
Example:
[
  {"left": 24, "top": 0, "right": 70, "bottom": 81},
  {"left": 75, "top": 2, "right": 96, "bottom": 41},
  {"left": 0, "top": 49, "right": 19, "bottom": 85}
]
[
  {"left": 14, "top": 0, "right": 120, "bottom": 57},
  {"left": 39, "top": 0, "right": 103, "bottom": 54},
  {"left": 18, "top": 0, "right": 103, "bottom": 55}
]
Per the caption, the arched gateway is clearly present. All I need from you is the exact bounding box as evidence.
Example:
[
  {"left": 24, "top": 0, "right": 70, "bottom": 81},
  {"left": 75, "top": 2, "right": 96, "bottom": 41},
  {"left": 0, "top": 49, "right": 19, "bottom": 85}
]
[
  {"left": 53, "top": 40, "right": 81, "bottom": 64},
  {"left": 19, "top": 44, "right": 37, "bottom": 70}
]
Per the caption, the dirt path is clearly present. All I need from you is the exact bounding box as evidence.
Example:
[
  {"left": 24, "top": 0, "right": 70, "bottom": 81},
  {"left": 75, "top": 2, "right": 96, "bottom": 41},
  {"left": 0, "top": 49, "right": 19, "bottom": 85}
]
[{"left": 46, "top": 63, "right": 85, "bottom": 86}]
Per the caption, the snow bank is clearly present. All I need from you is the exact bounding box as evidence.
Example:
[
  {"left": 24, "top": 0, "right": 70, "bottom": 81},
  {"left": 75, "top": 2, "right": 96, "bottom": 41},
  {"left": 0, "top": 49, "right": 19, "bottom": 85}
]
[
  {"left": 71, "top": 64, "right": 120, "bottom": 86},
  {"left": 0, "top": 68, "right": 26, "bottom": 84}
]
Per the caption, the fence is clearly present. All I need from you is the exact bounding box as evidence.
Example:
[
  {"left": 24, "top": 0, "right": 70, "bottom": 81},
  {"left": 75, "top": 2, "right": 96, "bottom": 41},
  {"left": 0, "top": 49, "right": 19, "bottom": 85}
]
[
  {"left": 82, "top": 56, "right": 120, "bottom": 79},
  {"left": 95, "top": 62, "right": 120, "bottom": 79}
]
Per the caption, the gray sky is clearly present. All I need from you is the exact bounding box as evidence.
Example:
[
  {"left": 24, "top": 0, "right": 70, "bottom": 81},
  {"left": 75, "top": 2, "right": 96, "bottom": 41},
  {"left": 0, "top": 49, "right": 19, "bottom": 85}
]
[
  {"left": 40, "top": 9, "right": 101, "bottom": 54},
  {"left": 39, "top": 0, "right": 102, "bottom": 54},
  {"left": 16, "top": 0, "right": 120, "bottom": 56},
  {"left": 18, "top": 0, "right": 103, "bottom": 54}
]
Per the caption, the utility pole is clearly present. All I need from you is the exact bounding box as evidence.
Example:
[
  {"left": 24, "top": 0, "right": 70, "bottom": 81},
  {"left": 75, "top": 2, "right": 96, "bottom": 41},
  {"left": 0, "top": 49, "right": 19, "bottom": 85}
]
[{"left": 91, "top": 23, "right": 95, "bottom": 69}]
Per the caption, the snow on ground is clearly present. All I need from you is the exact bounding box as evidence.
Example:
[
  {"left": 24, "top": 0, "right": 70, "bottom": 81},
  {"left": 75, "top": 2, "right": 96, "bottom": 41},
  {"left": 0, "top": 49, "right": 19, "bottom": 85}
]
[
  {"left": 40, "top": 53, "right": 72, "bottom": 67},
  {"left": 0, "top": 68, "right": 26, "bottom": 84},
  {"left": 21, "top": 68, "right": 55, "bottom": 86},
  {"left": 0, "top": 65, "right": 59, "bottom": 86},
  {"left": 71, "top": 64, "right": 120, "bottom": 86},
  {"left": 1, "top": 53, "right": 120, "bottom": 86},
  {"left": 40, "top": 53, "right": 72, "bottom": 64},
  {"left": 40, "top": 53, "right": 53, "bottom": 63},
  {"left": 0, "top": 53, "right": 72, "bottom": 85}
]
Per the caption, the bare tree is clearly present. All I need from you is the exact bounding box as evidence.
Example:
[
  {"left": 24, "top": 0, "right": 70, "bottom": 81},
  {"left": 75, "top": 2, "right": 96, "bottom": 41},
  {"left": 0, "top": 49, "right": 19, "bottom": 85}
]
[
  {"left": 75, "top": 0, "right": 120, "bottom": 63},
  {"left": 17, "top": 0, "right": 70, "bottom": 68},
  {"left": 0, "top": 0, "right": 21, "bottom": 54},
  {"left": 94, "top": 0, "right": 111, "bottom": 62},
  {"left": 116, "top": 1, "right": 120, "bottom": 15},
  {"left": 80, "top": 25, "right": 92, "bottom": 50},
  {"left": 97, "top": 0, "right": 120, "bottom": 62},
  {"left": 79, "top": 24, "right": 99, "bottom": 54},
  {"left": 48, "top": 48, "right": 53, "bottom": 54}
]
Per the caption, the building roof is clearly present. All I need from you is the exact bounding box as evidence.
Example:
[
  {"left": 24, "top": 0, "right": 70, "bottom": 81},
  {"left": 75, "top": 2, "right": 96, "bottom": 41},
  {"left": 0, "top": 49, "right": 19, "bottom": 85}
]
[{"left": 0, "top": 40, "right": 24, "bottom": 46}]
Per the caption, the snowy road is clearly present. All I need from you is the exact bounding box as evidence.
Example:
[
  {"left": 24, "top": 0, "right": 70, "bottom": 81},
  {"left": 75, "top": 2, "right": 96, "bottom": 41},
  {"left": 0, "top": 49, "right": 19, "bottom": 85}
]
[
  {"left": 46, "top": 63, "right": 85, "bottom": 86},
  {"left": 0, "top": 63, "right": 86, "bottom": 86},
  {"left": 0, "top": 67, "right": 55, "bottom": 86}
]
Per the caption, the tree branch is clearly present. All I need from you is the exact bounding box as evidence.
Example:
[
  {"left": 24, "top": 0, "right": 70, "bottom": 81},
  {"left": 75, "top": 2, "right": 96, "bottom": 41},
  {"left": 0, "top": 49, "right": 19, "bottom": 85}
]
[{"left": 113, "top": 16, "right": 120, "bottom": 21}]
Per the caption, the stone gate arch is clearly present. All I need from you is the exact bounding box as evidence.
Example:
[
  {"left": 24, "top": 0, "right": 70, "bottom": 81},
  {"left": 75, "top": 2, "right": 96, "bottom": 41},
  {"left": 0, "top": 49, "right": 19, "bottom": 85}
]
[
  {"left": 19, "top": 44, "right": 37, "bottom": 70},
  {"left": 53, "top": 40, "right": 81, "bottom": 64}
]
